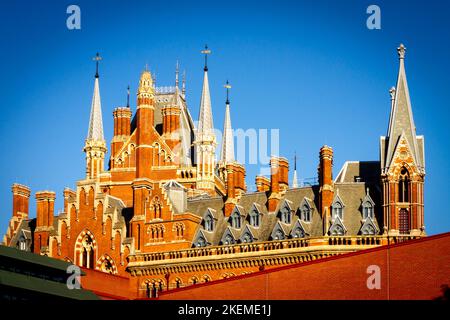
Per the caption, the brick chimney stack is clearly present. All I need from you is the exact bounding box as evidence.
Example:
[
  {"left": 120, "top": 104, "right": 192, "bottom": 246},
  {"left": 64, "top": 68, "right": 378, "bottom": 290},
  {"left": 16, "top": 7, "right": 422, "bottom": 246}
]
[
  {"left": 256, "top": 176, "right": 270, "bottom": 192},
  {"left": 318, "top": 145, "right": 334, "bottom": 218},
  {"left": 34, "top": 191, "right": 56, "bottom": 254},
  {"left": 112, "top": 107, "right": 132, "bottom": 159},
  {"left": 224, "top": 163, "right": 237, "bottom": 217},
  {"left": 12, "top": 183, "right": 31, "bottom": 219},
  {"left": 268, "top": 156, "right": 282, "bottom": 212}
]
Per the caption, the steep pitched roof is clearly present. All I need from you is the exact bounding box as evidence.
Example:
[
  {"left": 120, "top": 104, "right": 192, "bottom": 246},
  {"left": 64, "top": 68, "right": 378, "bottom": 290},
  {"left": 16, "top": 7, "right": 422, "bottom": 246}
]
[
  {"left": 220, "top": 103, "right": 235, "bottom": 164},
  {"left": 196, "top": 69, "right": 215, "bottom": 140},
  {"left": 86, "top": 77, "right": 104, "bottom": 142},
  {"left": 382, "top": 44, "right": 424, "bottom": 171}
]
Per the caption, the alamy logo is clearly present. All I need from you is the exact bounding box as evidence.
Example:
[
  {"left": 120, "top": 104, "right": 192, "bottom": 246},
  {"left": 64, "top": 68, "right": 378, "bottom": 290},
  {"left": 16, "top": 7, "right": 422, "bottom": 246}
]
[
  {"left": 366, "top": 5, "right": 381, "bottom": 30},
  {"left": 366, "top": 265, "right": 381, "bottom": 290},
  {"left": 66, "top": 5, "right": 81, "bottom": 30},
  {"left": 67, "top": 265, "right": 81, "bottom": 289}
]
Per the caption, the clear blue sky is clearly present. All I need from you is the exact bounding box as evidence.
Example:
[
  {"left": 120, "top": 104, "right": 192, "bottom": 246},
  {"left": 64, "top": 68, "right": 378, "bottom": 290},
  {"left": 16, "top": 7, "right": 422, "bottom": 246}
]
[{"left": 0, "top": 0, "right": 449, "bottom": 235}]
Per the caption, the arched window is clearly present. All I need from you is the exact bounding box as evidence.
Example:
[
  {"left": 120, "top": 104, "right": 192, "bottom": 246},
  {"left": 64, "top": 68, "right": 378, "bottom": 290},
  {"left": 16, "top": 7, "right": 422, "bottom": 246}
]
[
  {"left": 398, "top": 168, "right": 410, "bottom": 202},
  {"left": 80, "top": 234, "right": 95, "bottom": 269}
]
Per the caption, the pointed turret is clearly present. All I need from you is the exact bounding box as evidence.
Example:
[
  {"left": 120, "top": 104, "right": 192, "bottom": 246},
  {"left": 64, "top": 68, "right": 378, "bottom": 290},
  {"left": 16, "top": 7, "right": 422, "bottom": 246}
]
[
  {"left": 382, "top": 44, "right": 424, "bottom": 172},
  {"left": 197, "top": 49, "right": 215, "bottom": 140},
  {"left": 220, "top": 81, "right": 235, "bottom": 164},
  {"left": 380, "top": 44, "right": 425, "bottom": 237},
  {"left": 194, "top": 45, "right": 217, "bottom": 193},
  {"left": 84, "top": 53, "right": 107, "bottom": 179},
  {"left": 86, "top": 54, "right": 105, "bottom": 142}
]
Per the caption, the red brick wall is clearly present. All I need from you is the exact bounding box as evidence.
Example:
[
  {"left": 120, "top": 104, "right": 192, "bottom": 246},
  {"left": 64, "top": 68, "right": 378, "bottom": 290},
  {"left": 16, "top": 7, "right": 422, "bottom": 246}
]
[{"left": 158, "top": 233, "right": 450, "bottom": 300}]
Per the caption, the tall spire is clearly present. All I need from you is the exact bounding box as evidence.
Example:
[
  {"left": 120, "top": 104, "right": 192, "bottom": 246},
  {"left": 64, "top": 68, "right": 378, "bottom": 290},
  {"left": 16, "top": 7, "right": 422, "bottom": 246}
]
[
  {"left": 182, "top": 70, "right": 186, "bottom": 96},
  {"left": 84, "top": 53, "right": 107, "bottom": 179},
  {"left": 195, "top": 45, "right": 217, "bottom": 192},
  {"left": 197, "top": 45, "right": 214, "bottom": 139},
  {"left": 292, "top": 152, "right": 298, "bottom": 188},
  {"left": 220, "top": 80, "right": 235, "bottom": 164},
  {"left": 127, "top": 85, "right": 130, "bottom": 108},
  {"left": 384, "top": 43, "right": 422, "bottom": 169},
  {"left": 86, "top": 53, "right": 104, "bottom": 142},
  {"left": 175, "top": 60, "right": 179, "bottom": 88}
]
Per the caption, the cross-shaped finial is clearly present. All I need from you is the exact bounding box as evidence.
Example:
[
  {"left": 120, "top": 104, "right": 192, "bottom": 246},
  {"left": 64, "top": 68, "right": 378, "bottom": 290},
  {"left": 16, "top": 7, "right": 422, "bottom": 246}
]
[
  {"left": 93, "top": 52, "right": 102, "bottom": 78},
  {"left": 201, "top": 44, "right": 211, "bottom": 71},
  {"left": 397, "top": 44, "right": 406, "bottom": 60},
  {"left": 224, "top": 80, "right": 231, "bottom": 104}
]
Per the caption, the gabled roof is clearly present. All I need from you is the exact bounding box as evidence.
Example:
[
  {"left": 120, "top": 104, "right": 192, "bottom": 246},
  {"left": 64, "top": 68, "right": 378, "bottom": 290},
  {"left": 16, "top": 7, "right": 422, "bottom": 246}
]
[
  {"left": 290, "top": 219, "right": 309, "bottom": 238},
  {"left": 220, "top": 226, "right": 240, "bottom": 244},
  {"left": 362, "top": 188, "right": 375, "bottom": 207},
  {"left": 359, "top": 216, "right": 379, "bottom": 235},
  {"left": 203, "top": 207, "right": 218, "bottom": 220},
  {"left": 329, "top": 216, "right": 347, "bottom": 235},
  {"left": 196, "top": 68, "right": 215, "bottom": 140},
  {"left": 270, "top": 221, "right": 290, "bottom": 239},
  {"left": 239, "top": 225, "right": 258, "bottom": 242}
]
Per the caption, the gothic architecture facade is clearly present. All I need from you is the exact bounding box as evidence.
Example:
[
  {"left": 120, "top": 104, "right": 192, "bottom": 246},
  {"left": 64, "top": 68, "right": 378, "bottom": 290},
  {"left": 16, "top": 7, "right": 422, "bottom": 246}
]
[{"left": 3, "top": 44, "right": 425, "bottom": 298}]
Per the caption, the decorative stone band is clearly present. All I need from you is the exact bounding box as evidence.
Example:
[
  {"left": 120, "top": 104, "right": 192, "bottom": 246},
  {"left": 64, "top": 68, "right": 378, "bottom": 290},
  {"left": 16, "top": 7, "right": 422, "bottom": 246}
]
[{"left": 127, "top": 234, "right": 422, "bottom": 277}]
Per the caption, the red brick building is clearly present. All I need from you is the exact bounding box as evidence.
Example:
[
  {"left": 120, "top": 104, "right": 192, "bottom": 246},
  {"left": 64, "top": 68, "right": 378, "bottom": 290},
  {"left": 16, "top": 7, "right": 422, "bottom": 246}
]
[{"left": 3, "top": 44, "right": 427, "bottom": 299}]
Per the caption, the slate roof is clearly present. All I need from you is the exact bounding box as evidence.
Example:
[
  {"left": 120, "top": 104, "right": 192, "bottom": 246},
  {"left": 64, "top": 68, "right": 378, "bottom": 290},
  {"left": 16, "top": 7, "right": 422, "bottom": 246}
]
[{"left": 188, "top": 161, "right": 383, "bottom": 247}]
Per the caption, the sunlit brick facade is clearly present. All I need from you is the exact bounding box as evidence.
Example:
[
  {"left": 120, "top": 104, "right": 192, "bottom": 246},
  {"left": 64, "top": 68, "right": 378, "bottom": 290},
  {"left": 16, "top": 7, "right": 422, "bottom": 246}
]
[{"left": 3, "top": 44, "right": 425, "bottom": 299}]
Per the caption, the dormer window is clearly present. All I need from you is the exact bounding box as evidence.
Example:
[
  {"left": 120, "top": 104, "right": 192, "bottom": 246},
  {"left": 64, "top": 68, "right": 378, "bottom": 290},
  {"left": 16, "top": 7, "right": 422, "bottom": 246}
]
[
  {"left": 230, "top": 212, "right": 241, "bottom": 228},
  {"left": 332, "top": 201, "right": 343, "bottom": 220},
  {"left": 274, "top": 229, "right": 285, "bottom": 240},
  {"left": 300, "top": 204, "right": 311, "bottom": 222},
  {"left": 249, "top": 210, "right": 260, "bottom": 227},
  {"left": 204, "top": 214, "right": 214, "bottom": 231},
  {"left": 280, "top": 206, "right": 291, "bottom": 224},
  {"left": 18, "top": 237, "right": 27, "bottom": 251},
  {"left": 241, "top": 232, "right": 253, "bottom": 243},
  {"left": 362, "top": 188, "right": 375, "bottom": 220},
  {"left": 196, "top": 236, "right": 206, "bottom": 247},
  {"left": 292, "top": 227, "right": 305, "bottom": 238},
  {"left": 223, "top": 234, "right": 235, "bottom": 245},
  {"left": 363, "top": 202, "right": 374, "bottom": 219}
]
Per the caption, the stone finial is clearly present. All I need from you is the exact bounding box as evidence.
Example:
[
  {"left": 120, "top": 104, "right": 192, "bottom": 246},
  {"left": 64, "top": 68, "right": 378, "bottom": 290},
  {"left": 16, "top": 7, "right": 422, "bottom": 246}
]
[
  {"left": 389, "top": 86, "right": 396, "bottom": 101},
  {"left": 397, "top": 43, "right": 406, "bottom": 59}
]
